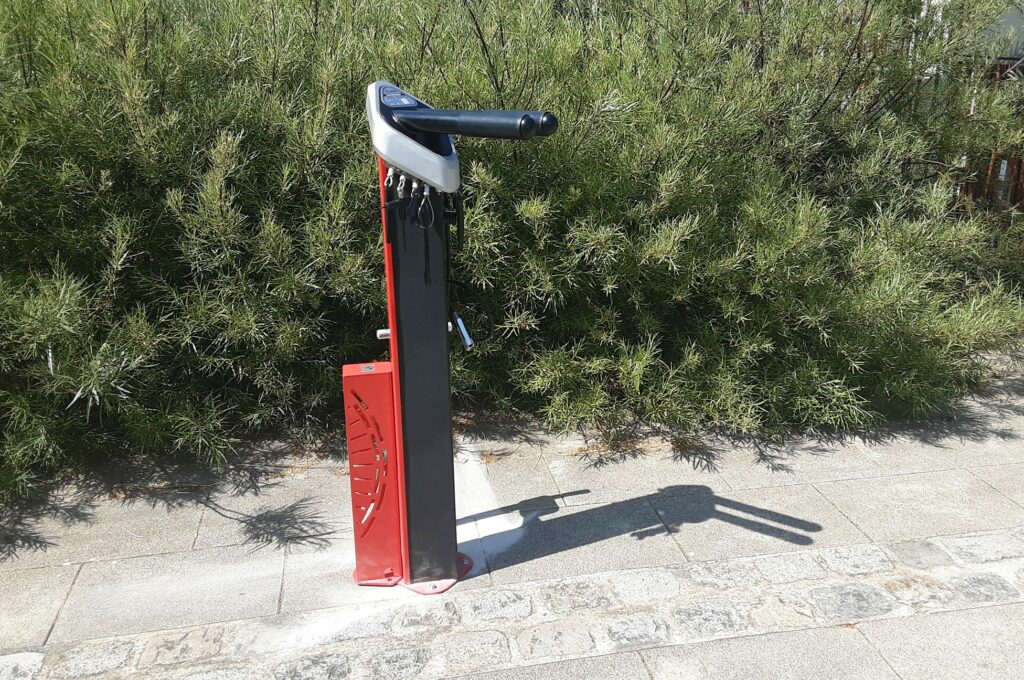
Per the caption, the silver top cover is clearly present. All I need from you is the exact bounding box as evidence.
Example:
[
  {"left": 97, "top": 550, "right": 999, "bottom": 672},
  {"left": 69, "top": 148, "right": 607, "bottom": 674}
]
[{"left": 366, "top": 81, "right": 460, "bottom": 193}]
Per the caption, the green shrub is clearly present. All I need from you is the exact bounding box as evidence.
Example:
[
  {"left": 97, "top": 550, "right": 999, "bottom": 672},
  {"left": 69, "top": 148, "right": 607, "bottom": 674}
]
[{"left": 2, "top": 0, "right": 1023, "bottom": 498}]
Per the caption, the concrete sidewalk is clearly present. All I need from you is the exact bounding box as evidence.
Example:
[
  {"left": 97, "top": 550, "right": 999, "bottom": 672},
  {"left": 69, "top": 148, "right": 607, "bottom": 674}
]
[{"left": 3, "top": 378, "right": 1024, "bottom": 679}]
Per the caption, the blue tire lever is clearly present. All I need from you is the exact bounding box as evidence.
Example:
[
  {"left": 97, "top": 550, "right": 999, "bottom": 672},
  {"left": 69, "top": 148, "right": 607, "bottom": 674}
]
[{"left": 451, "top": 310, "right": 474, "bottom": 350}]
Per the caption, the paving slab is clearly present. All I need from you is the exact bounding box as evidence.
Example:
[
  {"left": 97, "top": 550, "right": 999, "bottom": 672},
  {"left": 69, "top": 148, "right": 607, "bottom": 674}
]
[
  {"left": 10, "top": 399, "right": 1024, "bottom": 678},
  {"left": 455, "top": 517, "right": 492, "bottom": 585},
  {"left": 454, "top": 651, "right": 651, "bottom": 679},
  {"left": 859, "top": 438, "right": 1024, "bottom": 472},
  {"left": 514, "top": 619, "right": 597, "bottom": 660},
  {"left": 48, "top": 545, "right": 283, "bottom": 643},
  {"left": 948, "top": 572, "right": 1020, "bottom": 603},
  {"left": 469, "top": 453, "right": 565, "bottom": 511},
  {"left": 137, "top": 625, "right": 226, "bottom": 669},
  {"left": 602, "top": 613, "right": 671, "bottom": 650},
  {"left": 1, "top": 499, "right": 204, "bottom": 572},
  {"left": 271, "top": 651, "right": 350, "bottom": 680},
  {"left": 480, "top": 500, "right": 686, "bottom": 585},
  {"left": 819, "top": 544, "right": 894, "bottom": 575},
  {"left": 0, "top": 652, "right": 44, "bottom": 680},
  {"left": 456, "top": 588, "right": 535, "bottom": 624},
  {"left": 455, "top": 421, "right": 586, "bottom": 460},
  {"left": 648, "top": 485, "right": 866, "bottom": 561},
  {"left": 163, "top": 662, "right": 256, "bottom": 679},
  {"left": 0, "top": 564, "right": 78, "bottom": 651},
  {"left": 225, "top": 602, "right": 393, "bottom": 656},
  {"left": 195, "top": 466, "right": 350, "bottom": 550},
  {"left": 715, "top": 443, "right": 885, "bottom": 490},
  {"left": 642, "top": 626, "right": 900, "bottom": 679},
  {"left": 969, "top": 463, "right": 1024, "bottom": 506},
  {"left": 808, "top": 583, "right": 897, "bottom": 623},
  {"left": 752, "top": 552, "right": 826, "bottom": 583},
  {"left": 280, "top": 540, "right": 417, "bottom": 613},
  {"left": 46, "top": 637, "right": 135, "bottom": 677},
  {"left": 609, "top": 568, "right": 682, "bottom": 605},
  {"left": 454, "top": 449, "right": 556, "bottom": 586},
  {"left": 544, "top": 452, "right": 728, "bottom": 507},
  {"left": 937, "top": 530, "right": 1024, "bottom": 563},
  {"left": 816, "top": 470, "right": 1024, "bottom": 543},
  {"left": 859, "top": 602, "right": 1024, "bottom": 680},
  {"left": 855, "top": 395, "right": 1024, "bottom": 473},
  {"left": 889, "top": 540, "right": 953, "bottom": 568}
]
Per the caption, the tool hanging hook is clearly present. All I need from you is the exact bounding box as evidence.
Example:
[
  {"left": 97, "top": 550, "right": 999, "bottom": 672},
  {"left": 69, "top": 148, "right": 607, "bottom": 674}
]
[
  {"left": 409, "top": 180, "right": 422, "bottom": 226},
  {"left": 418, "top": 185, "right": 435, "bottom": 230}
]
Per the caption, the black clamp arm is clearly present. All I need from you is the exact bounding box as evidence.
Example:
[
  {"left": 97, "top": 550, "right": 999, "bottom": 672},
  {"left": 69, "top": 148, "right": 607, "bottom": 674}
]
[{"left": 393, "top": 109, "right": 558, "bottom": 140}]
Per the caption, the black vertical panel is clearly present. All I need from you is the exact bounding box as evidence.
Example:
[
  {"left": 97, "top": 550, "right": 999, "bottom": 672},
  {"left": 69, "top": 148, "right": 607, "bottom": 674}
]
[{"left": 390, "top": 189, "right": 458, "bottom": 583}]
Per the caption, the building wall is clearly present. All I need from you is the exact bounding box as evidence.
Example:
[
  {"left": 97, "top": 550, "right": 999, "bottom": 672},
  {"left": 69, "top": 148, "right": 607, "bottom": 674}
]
[{"left": 992, "top": 7, "right": 1024, "bottom": 59}]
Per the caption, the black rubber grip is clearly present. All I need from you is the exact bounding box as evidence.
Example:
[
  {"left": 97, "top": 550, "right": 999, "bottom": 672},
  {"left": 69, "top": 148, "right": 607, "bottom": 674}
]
[{"left": 393, "top": 109, "right": 558, "bottom": 140}]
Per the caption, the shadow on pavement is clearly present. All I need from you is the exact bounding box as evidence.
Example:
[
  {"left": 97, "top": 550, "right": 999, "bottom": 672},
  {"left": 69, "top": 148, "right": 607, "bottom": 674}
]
[
  {"left": 453, "top": 412, "right": 564, "bottom": 459},
  {"left": 668, "top": 376, "right": 1024, "bottom": 473},
  {"left": 204, "top": 497, "right": 336, "bottom": 551},
  {"left": 5, "top": 378, "right": 1022, "bottom": 565},
  {"left": 1, "top": 436, "right": 342, "bottom": 563},
  {"left": 851, "top": 376, "right": 1024, "bottom": 448},
  {"left": 461, "top": 485, "right": 822, "bottom": 576},
  {"left": 0, "top": 496, "right": 89, "bottom": 561}
]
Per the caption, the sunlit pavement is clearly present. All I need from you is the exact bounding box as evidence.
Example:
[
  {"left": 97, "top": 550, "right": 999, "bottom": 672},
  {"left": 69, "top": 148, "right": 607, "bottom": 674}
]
[{"left": 4, "top": 378, "right": 1024, "bottom": 679}]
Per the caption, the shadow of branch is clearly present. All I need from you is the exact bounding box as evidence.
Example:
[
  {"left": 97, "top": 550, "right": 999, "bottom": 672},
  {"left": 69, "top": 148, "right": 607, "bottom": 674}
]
[
  {"left": 205, "top": 497, "right": 338, "bottom": 551},
  {"left": 0, "top": 440, "right": 337, "bottom": 562},
  {"left": 1, "top": 497, "right": 95, "bottom": 563}
]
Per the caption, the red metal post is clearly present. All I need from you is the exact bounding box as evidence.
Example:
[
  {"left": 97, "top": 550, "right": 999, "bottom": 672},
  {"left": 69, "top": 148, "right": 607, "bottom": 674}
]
[{"left": 376, "top": 156, "right": 413, "bottom": 585}]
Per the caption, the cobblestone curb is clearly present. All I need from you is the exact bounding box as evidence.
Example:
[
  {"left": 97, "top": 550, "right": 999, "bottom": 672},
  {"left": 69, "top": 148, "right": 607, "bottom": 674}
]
[{"left": 6, "top": 525, "right": 1024, "bottom": 679}]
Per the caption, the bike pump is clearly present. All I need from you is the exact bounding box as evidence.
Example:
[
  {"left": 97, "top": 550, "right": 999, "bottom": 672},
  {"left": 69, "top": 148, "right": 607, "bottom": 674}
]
[{"left": 342, "top": 82, "right": 557, "bottom": 594}]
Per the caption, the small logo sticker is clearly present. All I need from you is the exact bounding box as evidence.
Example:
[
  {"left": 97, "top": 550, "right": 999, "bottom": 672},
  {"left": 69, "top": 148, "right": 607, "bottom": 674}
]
[{"left": 361, "top": 364, "right": 375, "bottom": 372}]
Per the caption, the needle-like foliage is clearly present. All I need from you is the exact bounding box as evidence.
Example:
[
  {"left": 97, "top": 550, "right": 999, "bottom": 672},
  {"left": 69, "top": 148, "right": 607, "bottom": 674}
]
[{"left": 1, "top": 0, "right": 1023, "bottom": 497}]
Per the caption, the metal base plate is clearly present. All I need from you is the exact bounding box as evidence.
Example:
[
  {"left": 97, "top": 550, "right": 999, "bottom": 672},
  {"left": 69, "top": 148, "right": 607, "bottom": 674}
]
[{"left": 402, "top": 553, "right": 474, "bottom": 595}]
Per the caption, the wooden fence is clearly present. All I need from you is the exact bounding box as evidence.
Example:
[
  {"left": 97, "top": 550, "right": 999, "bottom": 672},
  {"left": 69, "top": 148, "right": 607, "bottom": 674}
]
[
  {"left": 960, "top": 58, "right": 1023, "bottom": 208},
  {"left": 961, "top": 153, "right": 1024, "bottom": 208}
]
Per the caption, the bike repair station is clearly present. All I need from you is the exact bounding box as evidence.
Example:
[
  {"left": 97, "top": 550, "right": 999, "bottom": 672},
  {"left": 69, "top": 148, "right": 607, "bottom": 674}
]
[{"left": 342, "top": 81, "right": 558, "bottom": 594}]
